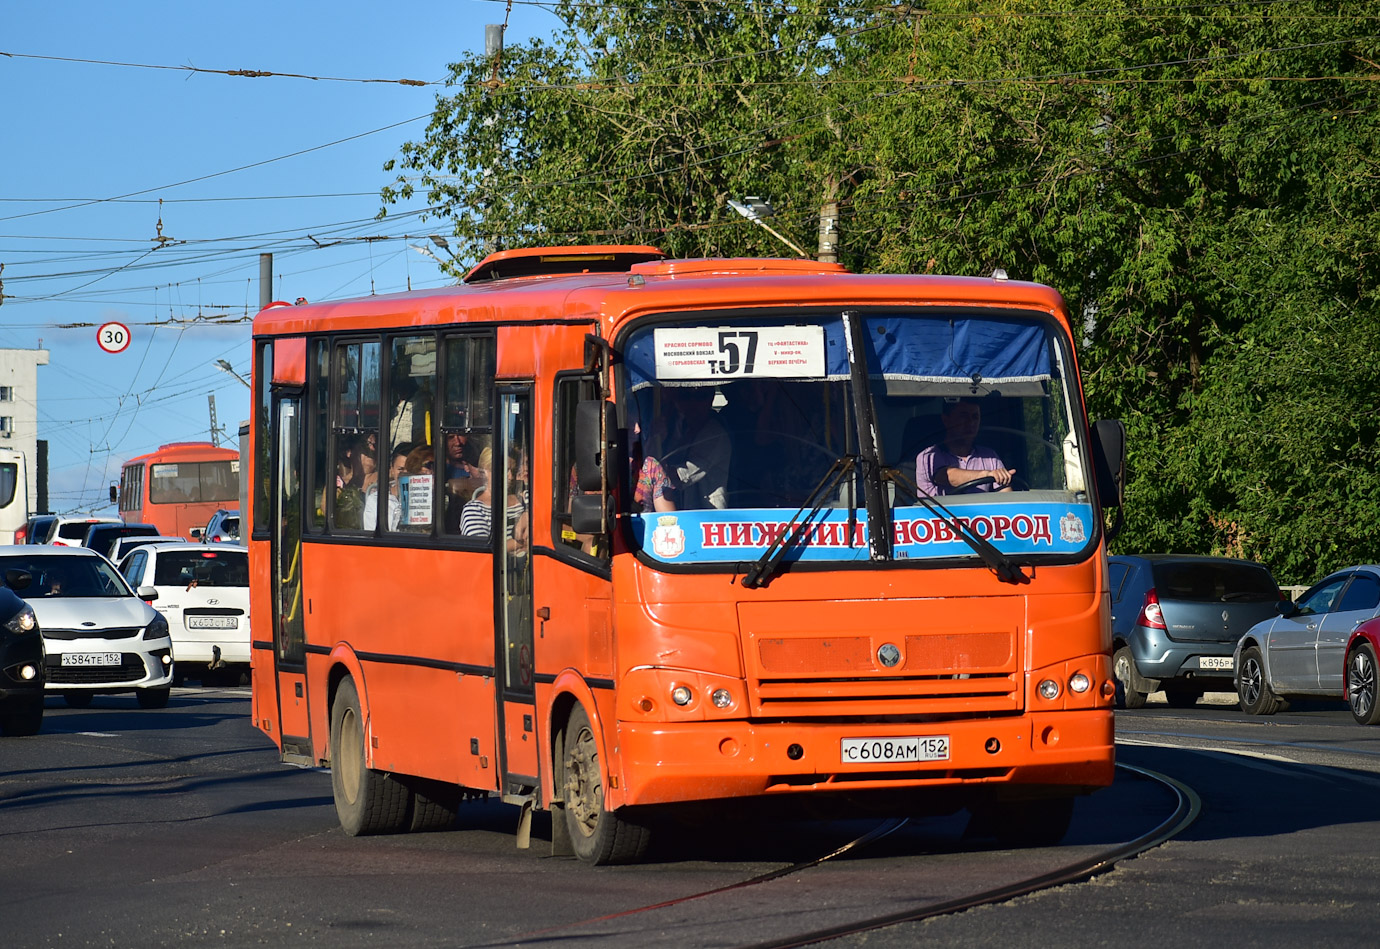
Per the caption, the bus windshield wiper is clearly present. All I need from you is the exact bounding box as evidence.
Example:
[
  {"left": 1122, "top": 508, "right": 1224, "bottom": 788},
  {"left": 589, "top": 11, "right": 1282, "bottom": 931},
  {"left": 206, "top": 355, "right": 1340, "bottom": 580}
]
[
  {"left": 740, "top": 455, "right": 856, "bottom": 589},
  {"left": 889, "top": 469, "right": 1031, "bottom": 586}
]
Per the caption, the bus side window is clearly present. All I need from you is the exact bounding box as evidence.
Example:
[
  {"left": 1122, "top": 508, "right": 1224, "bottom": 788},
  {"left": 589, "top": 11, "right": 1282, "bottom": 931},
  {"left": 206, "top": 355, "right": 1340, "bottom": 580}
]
[
  {"left": 441, "top": 334, "right": 495, "bottom": 538},
  {"left": 553, "top": 373, "right": 605, "bottom": 559},
  {"left": 330, "top": 339, "right": 382, "bottom": 533},
  {"left": 387, "top": 336, "right": 438, "bottom": 535}
]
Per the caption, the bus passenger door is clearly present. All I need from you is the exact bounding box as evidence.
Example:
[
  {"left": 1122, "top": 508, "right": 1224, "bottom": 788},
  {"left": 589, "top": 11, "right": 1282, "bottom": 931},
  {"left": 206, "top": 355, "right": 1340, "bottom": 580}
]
[
  {"left": 271, "top": 392, "right": 312, "bottom": 758},
  {"left": 495, "top": 387, "right": 539, "bottom": 796}
]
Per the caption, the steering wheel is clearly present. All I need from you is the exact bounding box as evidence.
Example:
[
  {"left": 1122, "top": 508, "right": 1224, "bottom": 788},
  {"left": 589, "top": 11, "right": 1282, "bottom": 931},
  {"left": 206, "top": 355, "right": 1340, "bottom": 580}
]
[{"left": 949, "top": 473, "right": 1030, "bottom": 494}]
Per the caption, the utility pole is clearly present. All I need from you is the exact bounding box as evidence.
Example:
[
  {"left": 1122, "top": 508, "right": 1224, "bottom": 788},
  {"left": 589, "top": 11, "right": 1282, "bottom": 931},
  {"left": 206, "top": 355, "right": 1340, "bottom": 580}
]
[
  {"left": 259, "top": 253, "right": 272, "bottom": 310},
  {"left": 817, "top": 175, "right": 840, "bottom": 264},
  {"left": 208, "top": 394, "right": 221, "bottom": 447}
]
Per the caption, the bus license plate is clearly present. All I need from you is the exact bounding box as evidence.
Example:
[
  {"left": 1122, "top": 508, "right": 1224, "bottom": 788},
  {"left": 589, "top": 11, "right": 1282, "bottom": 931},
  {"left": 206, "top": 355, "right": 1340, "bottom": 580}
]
[
  {"left": 841, "top": 735, "right": 950, "bottom": 764},
  {"left": 1200, "top": 656, "right": 1233, "bottom": 670},
  {"left": 187, "top": 616, "right": 238, "bottom": 630},
  {"left": 61, "top": 652, "right": 120, "bottom": 667}
]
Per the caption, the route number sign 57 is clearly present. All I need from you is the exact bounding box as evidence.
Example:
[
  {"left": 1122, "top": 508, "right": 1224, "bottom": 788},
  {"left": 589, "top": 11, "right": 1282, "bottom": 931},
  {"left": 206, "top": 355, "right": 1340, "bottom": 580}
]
[
  {"left": 97, "top": 322, "right": 131, "bottom": 354},
  {"left": 652, "top": 325, "right": 826, "bottom": 380}
]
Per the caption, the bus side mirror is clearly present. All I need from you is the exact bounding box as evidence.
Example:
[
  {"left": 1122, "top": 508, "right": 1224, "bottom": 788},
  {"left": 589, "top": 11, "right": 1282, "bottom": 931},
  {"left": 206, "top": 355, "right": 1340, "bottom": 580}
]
[
  {"left": 575, "top": 400, "right": 616, "bottom": 493},
  {"left": 570, "top": 493, "right": 610, "bottom": 535},
  {"left": 109, "top": 485, "right": 118, "bottom": 505},
  {"left": 1091, "top": 419, "right": 1126, "bottom": 508}
]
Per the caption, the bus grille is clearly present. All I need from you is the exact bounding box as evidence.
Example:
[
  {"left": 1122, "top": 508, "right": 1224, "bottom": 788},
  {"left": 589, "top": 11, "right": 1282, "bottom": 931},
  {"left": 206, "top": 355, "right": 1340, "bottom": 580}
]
[{"left": 749, "top": 631, "right": 1020, "bottom": 716}]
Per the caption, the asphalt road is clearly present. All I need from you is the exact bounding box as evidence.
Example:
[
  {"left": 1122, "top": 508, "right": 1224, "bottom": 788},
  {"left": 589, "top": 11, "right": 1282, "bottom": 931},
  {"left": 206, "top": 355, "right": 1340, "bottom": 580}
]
[{"left": 3, "top": 689, "right": 1379, "bottom": 948}]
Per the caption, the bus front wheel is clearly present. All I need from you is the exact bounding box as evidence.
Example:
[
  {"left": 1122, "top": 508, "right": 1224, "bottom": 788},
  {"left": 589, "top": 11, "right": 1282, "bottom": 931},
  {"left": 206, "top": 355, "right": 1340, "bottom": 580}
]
[
  {"left": 561, "top": 704, "right": 650, "bottom": 865},
  {"left": 330, "top": 677, "right": 411, "bottom": 836}
]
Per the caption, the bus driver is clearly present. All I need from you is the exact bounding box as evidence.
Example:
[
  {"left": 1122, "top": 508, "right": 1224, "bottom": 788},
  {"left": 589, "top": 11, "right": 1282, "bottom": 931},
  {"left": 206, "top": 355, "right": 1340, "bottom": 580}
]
[{"left": 915, "top": 398, "right": 1016, "bottom": 497}]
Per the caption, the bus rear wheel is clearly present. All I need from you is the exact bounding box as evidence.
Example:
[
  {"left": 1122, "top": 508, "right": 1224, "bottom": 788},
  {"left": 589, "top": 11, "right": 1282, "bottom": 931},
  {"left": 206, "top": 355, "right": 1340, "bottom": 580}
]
[
  {"left": 330, "top": 677, "right": 411, "bottom": 836},
  {"left": 561, "top": 705, "right": 650, "bottom": 865}
]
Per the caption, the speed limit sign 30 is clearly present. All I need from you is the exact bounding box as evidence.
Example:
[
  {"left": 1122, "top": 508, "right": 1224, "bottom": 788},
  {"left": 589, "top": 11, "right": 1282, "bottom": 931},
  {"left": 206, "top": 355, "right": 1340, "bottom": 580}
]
[{"left": 97, "top": 322, "right": 131, "bottom": 354}]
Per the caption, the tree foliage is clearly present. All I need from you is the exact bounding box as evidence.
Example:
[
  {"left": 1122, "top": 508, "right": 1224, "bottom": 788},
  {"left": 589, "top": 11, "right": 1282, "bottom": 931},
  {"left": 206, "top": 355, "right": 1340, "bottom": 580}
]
[{"left": 382, "top": 1, "right": 1380, "bottom": 584}]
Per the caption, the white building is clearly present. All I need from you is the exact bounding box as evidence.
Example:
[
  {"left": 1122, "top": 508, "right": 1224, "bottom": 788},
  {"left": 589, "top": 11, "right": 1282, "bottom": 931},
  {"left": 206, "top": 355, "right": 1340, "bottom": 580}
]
[{"left": 0, "top": 347, "right": 50, "bottom": 513}]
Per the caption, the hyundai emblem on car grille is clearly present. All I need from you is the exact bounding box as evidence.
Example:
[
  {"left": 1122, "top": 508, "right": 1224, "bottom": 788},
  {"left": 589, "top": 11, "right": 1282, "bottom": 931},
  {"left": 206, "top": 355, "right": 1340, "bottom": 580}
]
[{"left": 877, "top": 643, "right": 902, "bottom": 668}]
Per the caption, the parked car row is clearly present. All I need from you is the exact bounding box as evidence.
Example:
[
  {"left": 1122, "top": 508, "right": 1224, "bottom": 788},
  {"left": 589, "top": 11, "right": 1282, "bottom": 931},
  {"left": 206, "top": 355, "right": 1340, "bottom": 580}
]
[
  {"left": 0, "top": 507, "right": 247, "bottom": 736},
  {"left": 1112, "top": 555, "right": 1380, "bottom": 725}
]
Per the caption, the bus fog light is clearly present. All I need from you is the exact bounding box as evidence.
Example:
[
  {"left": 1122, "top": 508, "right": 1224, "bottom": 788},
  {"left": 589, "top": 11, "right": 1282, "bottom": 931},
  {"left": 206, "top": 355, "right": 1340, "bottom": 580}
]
[
  {"left": 711, "top": 689, "right": 732, "bottom": 709},
  {"left": 671, "top": 686, "right": 692, "bottom": 706},
  {"left": 1038, "top": 679, "right": 1060, "bottom": 700},
  {"left": 1069, "top": 673, "right": 1091, "bottom": 694}
]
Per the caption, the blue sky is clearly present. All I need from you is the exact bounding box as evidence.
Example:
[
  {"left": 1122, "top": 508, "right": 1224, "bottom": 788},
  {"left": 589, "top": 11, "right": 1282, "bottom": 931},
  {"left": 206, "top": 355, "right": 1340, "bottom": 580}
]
[{"left": 2, "top": 1, "right": 560, "bottom": 516}]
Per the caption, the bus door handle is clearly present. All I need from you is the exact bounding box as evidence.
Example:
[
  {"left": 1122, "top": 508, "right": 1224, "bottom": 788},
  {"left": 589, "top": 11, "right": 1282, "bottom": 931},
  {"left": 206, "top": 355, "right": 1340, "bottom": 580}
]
[{"left": 537, "top": 606, "right": 550, "bottom": 638}]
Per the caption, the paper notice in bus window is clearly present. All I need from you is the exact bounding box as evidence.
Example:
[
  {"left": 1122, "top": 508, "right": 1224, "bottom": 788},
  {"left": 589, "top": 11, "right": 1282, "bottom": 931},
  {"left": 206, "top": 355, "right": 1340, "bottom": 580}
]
[
  {"left": 402, "top": 473, "right": 434, "bottom": 525},
  {"left": 653, "top": 326, "right": 826, "bottom": 380}
]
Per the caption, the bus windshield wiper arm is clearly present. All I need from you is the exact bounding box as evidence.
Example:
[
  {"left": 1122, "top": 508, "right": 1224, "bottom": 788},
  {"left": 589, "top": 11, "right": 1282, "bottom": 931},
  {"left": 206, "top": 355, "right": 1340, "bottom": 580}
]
[
  {"left": 740, "top": 455, "right": 856, "bottom": 589},
  {"left": 890, "top": 469, "right": 1030, "bottom": 585}
]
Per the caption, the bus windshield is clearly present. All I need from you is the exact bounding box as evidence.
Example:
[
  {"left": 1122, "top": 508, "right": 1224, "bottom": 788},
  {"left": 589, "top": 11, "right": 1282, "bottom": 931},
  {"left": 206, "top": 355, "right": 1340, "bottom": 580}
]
[{"left": 620, "top": 310, "right": 1095, "bottom": 567}]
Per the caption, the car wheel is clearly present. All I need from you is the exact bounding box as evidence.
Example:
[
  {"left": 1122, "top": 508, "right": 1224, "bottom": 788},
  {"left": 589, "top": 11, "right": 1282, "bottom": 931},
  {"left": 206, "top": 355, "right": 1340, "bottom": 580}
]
[
  {"left": 561, "top": 704, "right": 651, "bottom": 864},
  {"left": 63, "top": 692, "right": 94, "bottom": 709},
  {"left": 0, "top": 697, "right": 43, "bottom": 736},
  {"left": 329, "top": 677, "right": 411, "bottom": 836},
  {"left": 1162, "top": 685, "right": 1201, "bottom": 709},
  {"left": 1347, "top": 642, "right": 1380, "bottom": 726},
  {"left": 1113, "top": 646, "right": 1147, "bottom": 709},
  {"left": 1236, "top": 646, "right": 1279, "bottom": 715},
  {"left": 136, "top": 687, "right": 170, "bottom": 709}
]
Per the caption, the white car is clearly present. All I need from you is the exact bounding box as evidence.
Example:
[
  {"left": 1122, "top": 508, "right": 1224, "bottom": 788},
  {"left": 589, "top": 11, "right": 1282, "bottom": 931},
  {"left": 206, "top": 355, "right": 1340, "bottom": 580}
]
[
  {"left": 118, "top": 543, "right": 249, "bottom": 684},
  {"left": 109, "top": 535, "right": 185, "bottom": 563},
  {"left": 43, "top": 515, "right": 121, "bottom": 547},
  {"left": 0, "top": 545, "right": 173, "bottom": 708}
]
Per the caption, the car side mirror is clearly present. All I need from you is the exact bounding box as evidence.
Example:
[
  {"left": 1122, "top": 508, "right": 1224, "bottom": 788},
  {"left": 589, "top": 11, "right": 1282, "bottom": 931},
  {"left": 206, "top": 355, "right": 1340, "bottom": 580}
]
[
  {"left": 5, "top": 568, "right": 32, "bottom": 591},
  {"left": 1276, "top": 599, "right": 1298, "bottom": 618},
  {"left": 137, "top": 586, "right": 159, "bottom": 603},
  {"left": 189, "top": 527, "right": 203, "bottom": 541}
]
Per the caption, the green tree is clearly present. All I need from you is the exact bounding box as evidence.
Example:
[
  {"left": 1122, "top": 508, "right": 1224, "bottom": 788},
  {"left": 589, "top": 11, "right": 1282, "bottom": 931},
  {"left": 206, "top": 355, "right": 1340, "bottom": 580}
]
[{"left": 383, "top": 1, "right": 1380, "bottom": 582}]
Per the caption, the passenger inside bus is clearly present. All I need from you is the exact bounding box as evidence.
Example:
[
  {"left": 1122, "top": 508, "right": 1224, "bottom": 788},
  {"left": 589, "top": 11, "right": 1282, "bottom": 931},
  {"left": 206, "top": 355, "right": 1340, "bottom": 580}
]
[
  {"left": 661, "top": 386, "right": 731, "bottom": 510},
  {"left": 364, "top": 442, "right": 412, "bottom": 532},
  {"left": 914, "top": 398, "right": 1016, "bottom": 497}
]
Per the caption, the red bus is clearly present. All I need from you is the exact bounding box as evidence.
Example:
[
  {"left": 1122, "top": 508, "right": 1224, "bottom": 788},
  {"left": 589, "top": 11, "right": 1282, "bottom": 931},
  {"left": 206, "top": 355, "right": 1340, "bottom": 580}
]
[
  {"left": 117, "top": 442, "right": 240, "bottom": 538},
  {"left": 249, "top": 246, "right": 1126, "bottom": 863}
]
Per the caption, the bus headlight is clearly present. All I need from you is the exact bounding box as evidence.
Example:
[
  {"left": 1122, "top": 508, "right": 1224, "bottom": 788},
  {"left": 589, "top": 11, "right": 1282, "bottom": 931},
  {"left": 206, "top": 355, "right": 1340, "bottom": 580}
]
[
  {"left": 4, "top": 605, "right": 37, "bottom": 634},
  {"left": 1038, "top": 678, "right": 1061, "bottom": 700},
  {"left": 1069, "top": 673, "right": 1091, "bottom": 694},
  {"left": 670, "top": 685, "right": 693, "bottom": 707},
  {"left": 711, "top": 688, "right": 733, "bottom": 710}
]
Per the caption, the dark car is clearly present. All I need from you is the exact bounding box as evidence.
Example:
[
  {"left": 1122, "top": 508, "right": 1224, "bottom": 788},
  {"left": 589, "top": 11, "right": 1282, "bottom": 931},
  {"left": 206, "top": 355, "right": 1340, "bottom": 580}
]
[
  {"left": 0, "top": 567, "right": 43, "bottom": 735},
  {"left": 82, "top": 522, "right": 160, "bottom": 560},
  {"left": 1110, "top": 554, "right": 1282, "bottom": 708},
  {"left": 17, "top": 514, "right": 57, "bottom": 545}
]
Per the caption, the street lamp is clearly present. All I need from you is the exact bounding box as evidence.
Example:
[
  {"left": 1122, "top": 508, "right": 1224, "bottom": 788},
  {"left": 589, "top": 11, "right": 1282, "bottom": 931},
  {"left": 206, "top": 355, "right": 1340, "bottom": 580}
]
[
  {"left": 215, "top": 359, "right": 251, "bottom": 390},
  {"left": 727, "top": 196, "right": 809, "bottom": 258}
]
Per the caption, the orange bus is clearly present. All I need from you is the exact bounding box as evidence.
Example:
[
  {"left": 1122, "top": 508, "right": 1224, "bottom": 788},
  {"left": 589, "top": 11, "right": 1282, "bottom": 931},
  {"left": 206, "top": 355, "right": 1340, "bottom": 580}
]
[
  {"left": 249, "top": 247, "right": 1126, "bottom": 863},
  {"left": 116, "top": 442, "right": 240, "bottom": 538}
]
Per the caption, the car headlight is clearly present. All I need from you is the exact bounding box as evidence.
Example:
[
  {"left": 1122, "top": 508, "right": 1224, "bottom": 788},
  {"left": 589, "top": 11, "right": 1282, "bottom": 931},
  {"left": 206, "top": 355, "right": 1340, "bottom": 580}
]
[
  {"left": 4, "top": 604, "right": 37, "bottom": 635},
  {"left": 142, "top": 614, "right": 170, "bottom": 641}
]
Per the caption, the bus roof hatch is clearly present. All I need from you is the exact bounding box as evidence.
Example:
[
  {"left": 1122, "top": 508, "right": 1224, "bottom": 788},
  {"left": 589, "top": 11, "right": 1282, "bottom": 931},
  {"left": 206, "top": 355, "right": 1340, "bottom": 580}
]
[{"left": 463, "top": 245, "right": 667, "bottom": 283}]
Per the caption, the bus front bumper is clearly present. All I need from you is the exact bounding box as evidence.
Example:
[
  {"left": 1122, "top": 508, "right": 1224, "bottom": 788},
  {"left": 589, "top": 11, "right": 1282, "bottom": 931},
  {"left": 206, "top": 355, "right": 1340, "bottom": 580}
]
[{"left": 614, "top": 709, "right": 1114, "bottom": 808}]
